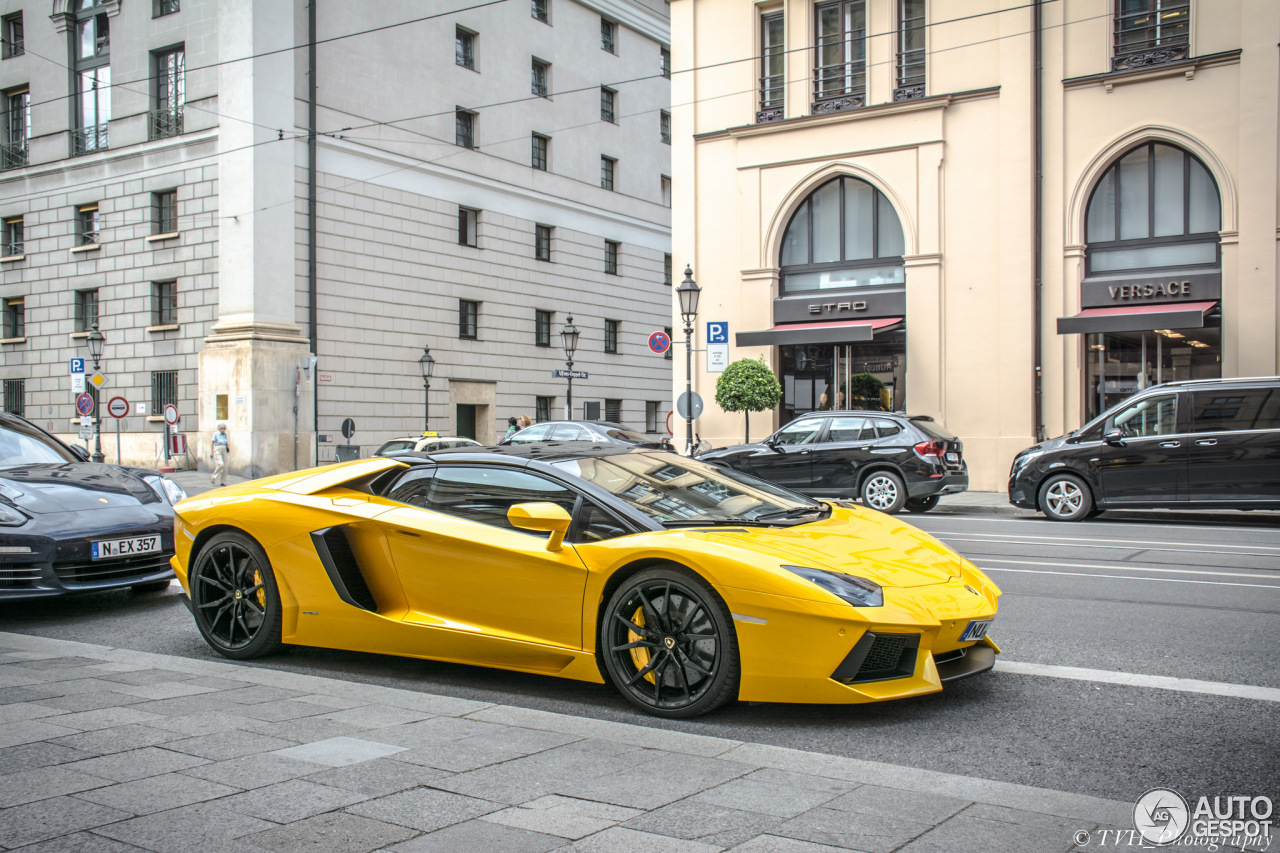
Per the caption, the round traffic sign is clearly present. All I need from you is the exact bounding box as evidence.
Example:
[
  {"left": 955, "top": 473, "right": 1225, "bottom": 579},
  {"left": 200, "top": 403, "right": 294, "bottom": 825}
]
[
  {"left": 676, "top": 391, "right": 704, "bottom": 419},
  {"left": 163, "top": 403, "right": 178, "bottom": 425},
  {"left": 76, "top": 393, "right": 94, "bottom": 416},
  {"left": 341, "top": 418, "right": 356, "bottom": 439},
  {"left": 108, "top": 397, "right": 129, "bottom": 419},
  {"left": 648, "top": 330, "right": 671, "bottom": 355}
]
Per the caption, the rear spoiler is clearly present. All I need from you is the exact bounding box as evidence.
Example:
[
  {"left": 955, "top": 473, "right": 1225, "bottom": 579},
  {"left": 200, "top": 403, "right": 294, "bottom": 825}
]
[{"left": 266, "top": 457, "right": 407, "bottom": 495}]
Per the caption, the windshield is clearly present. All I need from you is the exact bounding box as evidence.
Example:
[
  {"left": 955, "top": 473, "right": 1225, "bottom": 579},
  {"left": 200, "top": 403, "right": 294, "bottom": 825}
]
[
  {"left": 0, "top": 419, "right": 78, "bottom": 467},
  {"left": 376, "top": 441, "right": 417, "bottom": 456},
  {"left": 550, "top": 452, "right": 823, "bottom": 526},
  {"left": 603, "top": 427, "right": 655, "bottom": 444}
]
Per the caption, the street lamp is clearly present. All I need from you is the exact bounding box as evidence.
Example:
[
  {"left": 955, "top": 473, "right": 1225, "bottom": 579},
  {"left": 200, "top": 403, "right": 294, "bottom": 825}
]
[
  {"left": 676, "top": 266, "right": 701, "bottom": 454},
  {"left": 417, "top": 345, "right": 435, "bottom": 432},
  {"left": 560, "top": 315, "right": 579, "bottom": 420},
  {"left": 86, "top": 322, "right": 105, "bottom": 463}
]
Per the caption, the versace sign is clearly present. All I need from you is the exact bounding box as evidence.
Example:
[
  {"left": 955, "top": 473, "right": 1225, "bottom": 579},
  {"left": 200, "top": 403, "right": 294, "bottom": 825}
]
[{"left": 1080, "top": 270, "right": 1221, "bottom": 309}]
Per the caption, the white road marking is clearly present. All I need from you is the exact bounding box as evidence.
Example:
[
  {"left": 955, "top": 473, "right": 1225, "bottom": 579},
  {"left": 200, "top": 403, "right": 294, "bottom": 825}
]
[
  {"left": 996, "top": 660, "right": 1280, "bottom": 703},
  {"left": 978, "top": 565, "right": 1280, "bottom": 590},
  {"left": 938, "top": 534, "right": 1280, "bottom": 559},
  {"left": 978, "top": 557, "right": 1278, "bottom": 580},
  {"left": 932, "top": 531, "right": 1280, "bottom": 552}
]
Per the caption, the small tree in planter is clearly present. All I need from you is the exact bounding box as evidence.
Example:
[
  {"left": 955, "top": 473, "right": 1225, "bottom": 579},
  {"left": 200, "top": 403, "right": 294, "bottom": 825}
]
[
  {"left": 715, "top": 356, "right": 782, "bottom": 443},
  {"left": 845, "top": 372, "right": 887, "bottom": 410}
]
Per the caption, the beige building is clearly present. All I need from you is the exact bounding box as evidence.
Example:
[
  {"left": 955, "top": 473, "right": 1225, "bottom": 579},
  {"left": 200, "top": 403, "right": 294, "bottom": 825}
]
[{"left": 670, "top": 0, "right": 1278, "bottom": 490}]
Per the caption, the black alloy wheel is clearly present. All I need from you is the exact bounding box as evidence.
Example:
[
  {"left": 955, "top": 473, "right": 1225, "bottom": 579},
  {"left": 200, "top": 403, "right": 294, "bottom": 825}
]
[
  {"left": 189, "top": 531, "right": 284, "bottom": 660},
  {"left": 860, "top": 470, "right": 907, "bottom": 514},
  {"left": 600, "top": 567, "right": 739, "bottom": 718},
  {"left": 905, "top": 495, "right": 940, "bottom": 514},
  {"left": 1039, "top": 473, "right": 1094, "bottom": 522}
]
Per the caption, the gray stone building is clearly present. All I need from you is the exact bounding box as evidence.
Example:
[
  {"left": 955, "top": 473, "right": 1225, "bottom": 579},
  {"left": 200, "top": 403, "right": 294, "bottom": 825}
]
[{"left": 0, "top": 0, "right": 673, "bottom": 475}]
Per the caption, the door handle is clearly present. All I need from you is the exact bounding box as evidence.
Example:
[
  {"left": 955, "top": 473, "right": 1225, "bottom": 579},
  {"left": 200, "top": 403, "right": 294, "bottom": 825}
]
[
  {"left": 799, "top": 449, "right": 811, "bottom": 454},
  {"left": 1158, "top": 441, "right": 1181, "bottom": 448},
  {"left": 1195, "top": 438, "right": 1218, "bottom": 446}
]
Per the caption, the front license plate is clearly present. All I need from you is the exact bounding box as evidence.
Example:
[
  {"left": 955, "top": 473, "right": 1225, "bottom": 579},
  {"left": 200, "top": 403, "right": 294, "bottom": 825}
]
[
  {"left": 91, "top": 536, "right": 160, "bottom": 560},
  {"left": 946, "top": 452, "right": 960, "bottom": 462},
  {"left": 960, "top": 619, "right": 992, "bottom": 642}
]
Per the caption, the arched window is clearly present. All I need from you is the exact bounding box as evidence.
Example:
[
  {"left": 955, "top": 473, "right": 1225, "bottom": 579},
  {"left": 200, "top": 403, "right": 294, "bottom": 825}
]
[
  {"left": 1085, "top": 142, "right": 1221, "bottom": 273},
  {"left": 779, "top": 177, "right": 905, "bottom": 292}
]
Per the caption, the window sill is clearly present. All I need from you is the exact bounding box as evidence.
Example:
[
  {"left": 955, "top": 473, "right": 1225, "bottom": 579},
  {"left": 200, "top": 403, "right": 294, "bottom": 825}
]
[
  {"left": 70, "top": 331, "right": 90, "bottom": 340},
  {"left": 146, "top": 232, "right": 180, "bottom": 243},
  {"left": 71, "top": 244, "right": 101, "bottom": 254},
  {"left": 0, "top": 254, "right": 24, "bottom": 263},
  {"left": 145, "top": 415, "right": 166, "bottom": 423},
  {"left": 0, "top": 336, "right": 24, "bottom": 345},
  {"left": 146, "top": 324, "right": 180, "bottom": 333}
]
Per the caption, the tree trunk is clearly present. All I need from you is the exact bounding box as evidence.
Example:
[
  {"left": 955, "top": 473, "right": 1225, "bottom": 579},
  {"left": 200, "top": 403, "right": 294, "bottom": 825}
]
[{"left": 745, "top": 409, "right": 750, "bottom": 444}]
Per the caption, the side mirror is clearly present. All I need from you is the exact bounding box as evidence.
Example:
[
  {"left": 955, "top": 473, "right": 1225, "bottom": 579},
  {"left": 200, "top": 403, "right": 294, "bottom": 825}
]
[
  {"left": 1103, "top": 428, "right": 1125, "bottom": 446},
  {"left": 507, "top": 502, "right": 573, "bottom": 551},
  {"left": 764, "top": 438, "right": 784, "bottom": 453},
  {"left": 68, "top": 444, "right": 91, "bottom": 461}
]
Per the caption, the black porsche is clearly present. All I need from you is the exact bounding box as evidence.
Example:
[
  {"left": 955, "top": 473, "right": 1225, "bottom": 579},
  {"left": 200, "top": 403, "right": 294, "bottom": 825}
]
[{"left": 0, "top": 412, "right": 185, "bottom": 599}]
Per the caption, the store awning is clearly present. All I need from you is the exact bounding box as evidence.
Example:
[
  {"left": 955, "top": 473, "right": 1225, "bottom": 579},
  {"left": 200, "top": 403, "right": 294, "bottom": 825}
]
[
  {"left": 736, "top": 317, "right": 903, "bottom": 347},
  {"left": 1056, "top": 301, "right": 1218, "bottom": 335}
]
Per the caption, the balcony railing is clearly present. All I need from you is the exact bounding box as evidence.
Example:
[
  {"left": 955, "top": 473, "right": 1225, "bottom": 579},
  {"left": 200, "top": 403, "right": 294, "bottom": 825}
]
[
  {"left": 149, "top": 106, "right": 184, "bottom": 140},
  {"left": 71, "top": 124, "right": 109, "bottom": 157},
  {"left": 0, "top": 140, "right": 26, "bottom": 170}
]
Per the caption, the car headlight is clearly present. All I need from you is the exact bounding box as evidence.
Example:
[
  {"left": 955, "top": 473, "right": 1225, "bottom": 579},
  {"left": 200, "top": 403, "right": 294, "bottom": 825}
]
[
  {"left": 145, "top": 476, "right": 187, "bottom": 505},
  {"left": 0, "top": 500, "right": 29, "bottom": 526},
  {"left": 782, "top": 565, "right": 883, "bottom": 607},
  {"left": 1010, "top": 450, "right": 1043, "bottom": 474}
]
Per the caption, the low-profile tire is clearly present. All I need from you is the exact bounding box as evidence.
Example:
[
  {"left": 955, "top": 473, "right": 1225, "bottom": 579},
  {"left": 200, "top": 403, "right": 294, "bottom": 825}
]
[
  {"left": 1039, "top": 473, "right": 1093, "bottom": 522},
  {"left": 600, "top": 566, "right": 739, "bottom": 719},
  {"left": 861, "top": 470, "right": 907, "bottom": 514},
  {"left": 189, "top": 530, "right": 284, "bottom": 660},
  {"left": 130, "top": 579, "right": 172, "bottom": 594},
  {"left": 905, "top": 495, "right": 940, "bottom": 514}
]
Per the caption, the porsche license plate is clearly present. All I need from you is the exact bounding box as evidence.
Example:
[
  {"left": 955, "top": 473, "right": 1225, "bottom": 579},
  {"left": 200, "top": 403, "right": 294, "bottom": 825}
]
[
  {"left": 91, "top": 536, "right": 161, "bottom": 560},
  {"left": 946, "top": 452, "right": 960, "bottom": 462},
  {"left": 961, "top": 619, "right": 992, "bottom": 642}
]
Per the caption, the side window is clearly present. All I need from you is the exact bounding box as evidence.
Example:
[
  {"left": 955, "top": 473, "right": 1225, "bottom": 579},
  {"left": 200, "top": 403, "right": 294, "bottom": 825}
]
[
  {"left": 387, "top": 468, "right": 436, "bottom": 508},
  {"left": 551, "top": 424, "right": 589, "bottom": 441},
  {"left": 509, "top": 423, "right": 551, "bottom": 444},
  {"left": 871, "top": 418, "right": 903, "bottom": 439},
  {"left": 772, "top": 419, "right": 824, "bottom": 445},
  {"left": 577, "top": 501, "right": 630, "bottom": 542},
  {"left": 1192, "top": 389, "right": 1280, "bottom": 433},
  {"left": 825, "top": 416, "right": 867, "bottom": 442},
  {"left": 423, "top": 467, "right": 577, "bottom": 534},
  {"left": 1110, "top": 394, "right": 1178, "bottom": 438}
]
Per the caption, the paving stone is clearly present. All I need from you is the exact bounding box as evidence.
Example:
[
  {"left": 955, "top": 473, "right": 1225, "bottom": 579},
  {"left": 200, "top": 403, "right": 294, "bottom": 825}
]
[
  {"left": 389, "top": 819, "right": 567, "bottom": 852},
  {"left": 0, "top": 765, "right": 111, "bottom": 807},
  {"left": 0, "top": 795, "right": 132, "bottom": 848},
  {"left": 304, "top": 757, "right": 452, "bottom": 796},
  {"left": 220, "top": 778, "right": 369, "bottom": 823},
  {"left": 694, "top": 778, "right": 842, "bottom": 818},
  {"left": 364, "top": 716, "right": 507, "bottom": 749},
  {"left": 32, "top": 692, "right": 148, "bottom": 713},
  {"left": 0, "top": 701, "right": 66, "bottom": 723},
  {"left": 895, "top": 814, "right": 1078, "bottom": 853},
  {"left": 740, "top": 769, "right": 858, "bottom": 796},
  {"left": 624, "top": 800, "right": 781, "bottom": 847},
  {"left": 773, "top": 807, "right": 934, "bottom": 853},
  {"left": 319, "top": 704, "right": 433, "bottom": 729},
  {"left": 273, "top": 735, "right": 408, "bottom": 767},
  {"left": 139, "top": 710, "right": 255, "bottom": 736},
  {"left": 3, "top": 829, "right": 150, "bottom": 852},
  {"left": 483, "top": 794, "right": 642, "bottom": 839},
  {"left": 962, "top": 802, "right": 1084, "bottom": 830},
  {"left": 0, "top": 718, "right": 84, "bottom": 747},
  {"left": 48, "top": 724, "right": 184, "bottom": 756},
  {"left": 6, "top": 656, "right": 107, "bottom": 671},
  {"left": 727, "top": 835, "right": 854, "bottom": 853},
  {"left": 125, "top": 695, "right": 241, "bottom": 717},
  {"left": 435, "top": 743, "right": 623, "bottom": 804},
  {"left": 238, "top": 714, "right": 363, "bottom": 743},
  {"left": 64, "top": 746, "right": 210, "bottom": 782},
  {"left": 99, "top": 669, "right": 209, "bottom": 686},
  {"left": 39, "top": 707, "right": 168, "bottom": 732},
  {"left": 292, "top": 693, "right": 369, "bottom": 711},
  {"left": 174, "top": 676, "right": 256, "bottom": 691},
  {"left": 0, "top": 740, "right": 97, "bottom": 773},
  {"left": 556, "top": 751, "right": 753, "bottom": 810},
  {"left": 181, "top": 752, "right": 325, "bottom": 789},
  {"left": 218, "top": 685, "right": 309, "bottom": 704},
  {"left": 564, "top": 826, "right": 725, "bottom": 853},
  {"left": 243, "top": 811, "right": 417, "bottom": 853},
  {"left": 0, "top": 684, "right": 68, "bottom": 704},
  {"left": 73, "top": 772, "right": 239, "bottom": 815},
  {"left": 231, "top": 698, "right": 329, "bottom": 722},
  {"left": 93, "top": 801, "right": 278, "bottom": 853},
  {"left": 163, "top": 728, "right": 297, "bottom": 760},
  {"left": 347, "top": 786, "right": 502, "bottom": 832},
  {"left": 393, "top": 728, "right": 578, "bottom": 773},
  {"left": 107, "top": 681, "right": 222, "bottom": 701},
  {"left": 825, "top": 784, "right": 970, "bottom": 824}
]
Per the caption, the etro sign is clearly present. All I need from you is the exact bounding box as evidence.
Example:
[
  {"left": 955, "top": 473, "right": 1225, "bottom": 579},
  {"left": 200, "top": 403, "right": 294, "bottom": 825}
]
[{"left": 1080, "top": 269, "right": 1221, "bottom": 309}]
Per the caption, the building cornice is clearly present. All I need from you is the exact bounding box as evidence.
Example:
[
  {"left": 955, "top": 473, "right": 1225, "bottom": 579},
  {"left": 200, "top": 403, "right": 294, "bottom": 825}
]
[
  {"left": 577, "top": 0, "right": 669, "bottom": 45},
  {"left": 1062, "top": 50, "right": 1242, "bottom": 92},
  {"left": 0, "top": 129, "right": 218, "bottom": 187},
  {"left": 694, "top": 87, "right": 1000, "bottom": 143}
]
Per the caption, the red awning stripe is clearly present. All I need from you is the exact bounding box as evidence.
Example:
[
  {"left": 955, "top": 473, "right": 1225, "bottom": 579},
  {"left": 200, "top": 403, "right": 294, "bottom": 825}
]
[{"left": 1068, "top": 301, "right": 1216, "bottom": 320}]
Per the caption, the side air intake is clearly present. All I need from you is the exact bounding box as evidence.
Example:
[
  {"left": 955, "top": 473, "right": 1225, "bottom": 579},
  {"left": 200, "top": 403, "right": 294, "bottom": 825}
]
[{"left": 310, "top": 527, "right": 378, "bottom": 612}]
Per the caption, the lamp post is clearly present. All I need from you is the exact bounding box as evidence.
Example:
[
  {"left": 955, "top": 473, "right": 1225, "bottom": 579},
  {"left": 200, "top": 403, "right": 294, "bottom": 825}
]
[
  {"left": 86, "top": 322, "right": 105, "bottom": 463},
  {"left": 417, "top": 345, "right": 434, "bottom": 432},
  {"left": 560, "top": 315, "right": 579, "bottom": 420},
  {"left": 677, "top": 266, "right": 701, "bottom": 455}
]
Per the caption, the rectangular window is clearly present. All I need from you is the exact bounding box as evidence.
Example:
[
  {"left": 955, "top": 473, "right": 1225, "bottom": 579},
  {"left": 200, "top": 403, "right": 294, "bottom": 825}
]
[
  {"left": 535, "top": 396, "right": 551, "bottom": 423},
  {"left": 2, "top": 378, "right": 23, "bottom": 415},
  {"left": 532, "top": 0, "right": 549, "bottom": 23},
  {"left": 72, "top": 5, "right": 111, "bottom": 156},
  {"left": 600, "top": 156, "right": 616, "bottom": 191},
  {"left": 535, "top": 224, "right": 551, "bottom": 261},
  {"left": 153, "top": 280, "right": 176, "bottom": 325},
  {"left": 1115, "top": 0, "right": 1190, "bottom": 61},
  {"left": 2, "top": 215, "right": 21, "bottom": 256},
  {"left": 600, "top": 86, "right": 616, "bottom": 123},
  {"left": 604, "top": 240, "right": 619, "bottom": 275},
  {"left": 152, "top": 190, "right": 177, "bottom": 234},
  {"left": 664, "top": 254, "right": 672, "bottom": 286},
  {"left": 660, "top": 46, "right": 671, "bottom": 78},
  {"left": 75, "top": 289, "right": 98, "bottom": 332},
  {"left": 814, "top": 0, "right": 867, "bottom": 108},
  {"left": 78, "top": 203, "right": 99, "bottom": 245},
  {"left": 458, "top": 207, "right": 478, "bottom": 247},
  {"left": 531, "top": 58, "right": 549, "bottom": 97},
  {"left": 605, "top": 399, "right": 621, "bottom": 422},
  {"left": 2, "top": 13, "right": 22, "bottom": 59},
  {"left": 760, "top": 11, "right": 784, "bottom": 118},
  {"left": 151, "top": 45, "right": 184, "bottom": 139},
  {"left": 535, "top": 309, "right": 552, "bottom": 346},
  {"left": 3, "top": 297, "right": 22, "bottom": 339},
  {"left": 660, "top": 110, "right": 671, "bottom": 144},
  {"left": 601, "top": 17, "right": 616, "bottom": 53},
  {"left": 150, "top": 370, "right": 177, "bottom": 416},
  {"left": 664, "top": 326, "right": 673, "bottom": 360},
  {"left": 456, "top": 27, "right": 475, "bottom": 69},
  {"left": 531, "top": 133, "right": 548, "bottom": 170},
  {"left": 459, "top": 299, "right": 478, "bottom": 339},
  {"left": 896, "top": 0, "right": 926, "bottom": 95},
  {"left": 604, "top": 319, "right": 619, "bottom": 353},
  {"left": 660, "top": 175, "right": 671, "bottom": 208},
  {"left": 155, "top": 0, "right": 180, "bottom": 17},
  {"left": 455, "top": 108, "right": 475, "bottom": 148},
  {"left": 645, "top": 401, "right": 660, "bottom": 432},
  {"left": 1192, "top": 390, "right": 1280, "bottom": 433},
  {"left": 2, "top": 86, "right": 29, "bottom": 170}
]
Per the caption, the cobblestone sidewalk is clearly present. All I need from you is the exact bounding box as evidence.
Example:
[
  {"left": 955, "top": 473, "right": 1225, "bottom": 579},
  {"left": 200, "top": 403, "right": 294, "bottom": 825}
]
[{"left": 0, "top": 631, "right": 1137, "bottom": 853}]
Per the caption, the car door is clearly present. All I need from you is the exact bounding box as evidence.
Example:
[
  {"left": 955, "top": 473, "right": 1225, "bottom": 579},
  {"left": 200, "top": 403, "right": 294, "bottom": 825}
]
[
  {"left": 379, "top": 465, "right": 590, "bottom": 652},
  {"left": 807, "top": 416, "right": 871, "bottom": 495},
  {"left": 1186, "top": 386, "right": 1280, "bottom": 503},
  {"left": 743, "top": 417, "right": 826, "bottom": 490},
  {"left": 1094, "top": 393, "right": 1186, "bottom": 505}
]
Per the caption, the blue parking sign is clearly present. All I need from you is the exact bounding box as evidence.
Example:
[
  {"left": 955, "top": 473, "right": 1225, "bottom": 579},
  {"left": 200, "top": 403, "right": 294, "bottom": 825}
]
[
  {"left": 69, "top": 358, "right": 85, "bottom": 374},
  {"left": 706, "top": 321, "right": 728, "bottom": 344}
]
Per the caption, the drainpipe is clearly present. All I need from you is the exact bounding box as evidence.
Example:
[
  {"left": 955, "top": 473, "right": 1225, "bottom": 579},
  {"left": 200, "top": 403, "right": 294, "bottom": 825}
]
[
  {"left": 1032, "top": 0, "right": 1046, "bottom": 441},
  {"left": 308, "top": 0, "right": 319, "bottom": 465}
]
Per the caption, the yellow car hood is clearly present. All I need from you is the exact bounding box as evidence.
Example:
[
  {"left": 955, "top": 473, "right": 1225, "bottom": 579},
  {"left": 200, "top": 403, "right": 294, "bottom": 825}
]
[{"left": 700, "top": 505, "right": 965, "bottom": 589}]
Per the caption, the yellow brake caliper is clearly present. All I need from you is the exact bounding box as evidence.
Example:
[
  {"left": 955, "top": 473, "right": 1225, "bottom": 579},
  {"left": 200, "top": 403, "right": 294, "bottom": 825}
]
[{"left": 628, "top": 606, "right": 656, "bottom": 683}]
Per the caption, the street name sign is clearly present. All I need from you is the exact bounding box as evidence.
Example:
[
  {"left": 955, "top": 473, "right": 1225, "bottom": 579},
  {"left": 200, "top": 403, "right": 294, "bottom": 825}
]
[{"left": 552, "top": 369, "right": 589, "bottom": 379}]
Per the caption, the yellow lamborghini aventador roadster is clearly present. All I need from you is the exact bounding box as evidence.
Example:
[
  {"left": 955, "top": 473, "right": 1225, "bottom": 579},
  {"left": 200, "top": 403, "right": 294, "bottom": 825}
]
[{"left": 172, "top": 444, "right": 1000, "bottom": 718}]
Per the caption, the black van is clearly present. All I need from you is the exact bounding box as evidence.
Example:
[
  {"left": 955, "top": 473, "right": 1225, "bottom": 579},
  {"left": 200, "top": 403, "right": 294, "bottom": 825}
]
[{"left": 1009, "top": 377, "right": 1280, "bottom": 520}]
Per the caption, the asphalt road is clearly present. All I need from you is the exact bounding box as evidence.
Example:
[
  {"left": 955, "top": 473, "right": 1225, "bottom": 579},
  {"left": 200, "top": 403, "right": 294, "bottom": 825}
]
[{"left": 4, "top": 508, "right": 1278, "bottom": 805}]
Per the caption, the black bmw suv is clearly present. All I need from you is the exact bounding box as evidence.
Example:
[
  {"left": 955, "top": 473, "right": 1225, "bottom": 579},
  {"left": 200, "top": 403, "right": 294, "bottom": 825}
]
[
  {"left": 697, "top": 411, "right": 968, "bottom": 514},
  {"left": 1009, "top": 377, "right": 1280, "bottom": 520}
]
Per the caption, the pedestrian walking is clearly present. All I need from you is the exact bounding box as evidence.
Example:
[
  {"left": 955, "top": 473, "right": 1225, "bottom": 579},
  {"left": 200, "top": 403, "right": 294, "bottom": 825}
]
[
  {"left": 210, "top": 422, "right": 229, "bottom": 486},
  {"left": 518, "top": 414, "right": 532, "bottom": 429},
  {"left": 504, "top": 417, "right": 520, "bottom": 441}
]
